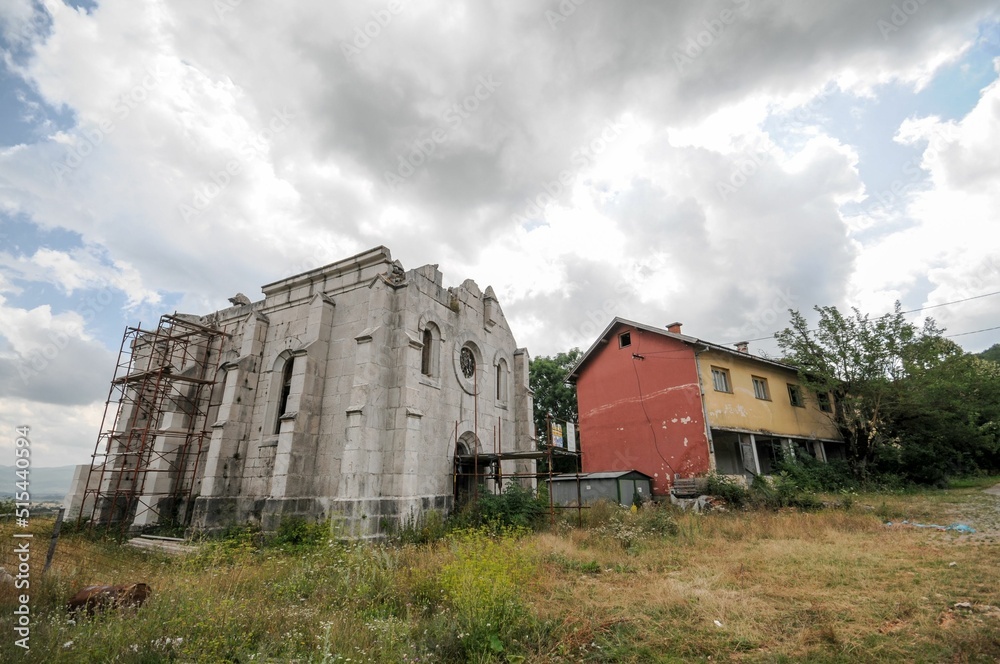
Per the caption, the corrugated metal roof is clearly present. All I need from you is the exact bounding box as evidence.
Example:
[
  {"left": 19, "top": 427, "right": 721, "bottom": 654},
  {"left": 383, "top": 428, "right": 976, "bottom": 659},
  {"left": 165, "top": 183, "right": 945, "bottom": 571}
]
[{"left": 549, "top": 470, "right": 652, "bottom": 481}]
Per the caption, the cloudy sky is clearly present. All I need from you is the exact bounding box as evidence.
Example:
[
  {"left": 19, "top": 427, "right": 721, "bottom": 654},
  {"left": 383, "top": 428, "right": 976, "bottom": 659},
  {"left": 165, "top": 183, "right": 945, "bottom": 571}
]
[{"left": 1, "top": 0, "right": 999, "bottom": 469}]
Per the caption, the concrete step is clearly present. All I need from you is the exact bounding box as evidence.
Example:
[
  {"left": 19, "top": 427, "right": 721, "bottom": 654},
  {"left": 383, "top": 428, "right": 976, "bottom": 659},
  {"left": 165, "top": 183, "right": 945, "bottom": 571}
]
[{"left": 126, "top": 536, "right": 199, "bottom": 556}]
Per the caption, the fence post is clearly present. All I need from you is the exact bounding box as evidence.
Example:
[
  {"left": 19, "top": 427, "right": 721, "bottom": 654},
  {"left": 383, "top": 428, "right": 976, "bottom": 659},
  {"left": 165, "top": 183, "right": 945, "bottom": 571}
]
[{"left": 43, "top": 508, "right": 65, "bottom": 575}]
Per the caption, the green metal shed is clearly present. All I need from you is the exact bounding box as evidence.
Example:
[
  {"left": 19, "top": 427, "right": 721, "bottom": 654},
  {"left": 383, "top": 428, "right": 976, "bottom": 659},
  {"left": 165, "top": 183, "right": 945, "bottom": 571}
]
[{"left": 548, "top": 470, "right": 653, "bottom": 507}]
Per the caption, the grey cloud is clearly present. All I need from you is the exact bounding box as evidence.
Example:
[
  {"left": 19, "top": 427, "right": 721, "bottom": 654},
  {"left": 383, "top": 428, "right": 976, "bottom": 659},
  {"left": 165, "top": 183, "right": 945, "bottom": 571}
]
[{"left": 0, "top": 337, "right": 113, "bottom": 406}]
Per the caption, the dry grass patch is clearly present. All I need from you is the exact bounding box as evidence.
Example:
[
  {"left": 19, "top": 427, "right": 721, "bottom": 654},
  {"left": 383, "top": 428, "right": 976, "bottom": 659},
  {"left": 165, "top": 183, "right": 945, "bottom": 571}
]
[{"left": 3, "top": 482, "right": 998, "bottom": 662}]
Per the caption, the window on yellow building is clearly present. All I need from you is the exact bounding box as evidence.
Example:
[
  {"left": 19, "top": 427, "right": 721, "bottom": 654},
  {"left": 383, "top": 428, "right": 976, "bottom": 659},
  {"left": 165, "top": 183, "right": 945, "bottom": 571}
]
[
  {"left": 752, "top": 376, "right": 770, "bottom": 400},
  {"left": 817, "top": 391, "right": 832, "bottom": 412},
  {"left": 711, "top": 367, "right": 731, "bottom": 393},
  {"left": 787, "top": 383, "right": 805, "bottom": 408}
]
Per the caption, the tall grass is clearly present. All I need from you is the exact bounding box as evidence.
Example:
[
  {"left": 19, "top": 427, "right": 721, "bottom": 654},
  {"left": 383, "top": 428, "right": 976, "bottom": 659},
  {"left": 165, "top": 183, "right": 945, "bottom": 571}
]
[{"left": 2, "top": 479, "right": 998, "bottom": 662}]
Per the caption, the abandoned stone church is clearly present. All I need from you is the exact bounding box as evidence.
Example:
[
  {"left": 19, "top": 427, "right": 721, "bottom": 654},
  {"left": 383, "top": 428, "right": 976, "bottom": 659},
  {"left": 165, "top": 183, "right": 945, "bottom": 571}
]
[{"left": 63, "top": 247, "right": 535, "bottom": 537}]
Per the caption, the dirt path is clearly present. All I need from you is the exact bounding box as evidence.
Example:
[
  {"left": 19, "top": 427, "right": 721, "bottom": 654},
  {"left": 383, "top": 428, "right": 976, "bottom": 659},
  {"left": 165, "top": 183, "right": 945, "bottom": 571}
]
[{"left": 939, "top": 484, "right": 1000, "bottom": 543}]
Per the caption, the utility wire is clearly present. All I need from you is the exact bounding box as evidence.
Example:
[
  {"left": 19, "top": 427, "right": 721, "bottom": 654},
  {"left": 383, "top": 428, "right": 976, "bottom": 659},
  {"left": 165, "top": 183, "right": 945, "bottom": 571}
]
[
  {"left": 630, "top": 338, "right": 676, "bottom": 478},
  {"left": 901, "top": 290, "right": 1000, "bottom": 314},
  {"left": 725, "top": 289, "right": 1000, "bottom": 346},
  {"left": 945, "top": 325, "right": 1000, "bottom": 338}
]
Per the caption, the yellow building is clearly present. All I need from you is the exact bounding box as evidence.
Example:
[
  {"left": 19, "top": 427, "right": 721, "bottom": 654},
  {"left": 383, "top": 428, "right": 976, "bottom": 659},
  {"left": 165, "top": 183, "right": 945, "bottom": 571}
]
[{"left": 697, "top": 344, "right": 843, "bottom": 476}]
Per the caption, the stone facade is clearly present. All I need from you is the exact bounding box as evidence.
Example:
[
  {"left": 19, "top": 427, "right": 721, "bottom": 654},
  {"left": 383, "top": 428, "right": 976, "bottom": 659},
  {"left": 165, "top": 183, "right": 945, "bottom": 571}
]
[{"left": 64, "top": 247, "right": 535, "bottom": 537}]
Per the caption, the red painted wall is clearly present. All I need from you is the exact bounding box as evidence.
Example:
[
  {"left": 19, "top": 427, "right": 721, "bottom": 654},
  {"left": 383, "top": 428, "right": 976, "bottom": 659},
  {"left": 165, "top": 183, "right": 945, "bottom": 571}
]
[{"left": 576, "top": 325, "right": 711, "bottom": 495}]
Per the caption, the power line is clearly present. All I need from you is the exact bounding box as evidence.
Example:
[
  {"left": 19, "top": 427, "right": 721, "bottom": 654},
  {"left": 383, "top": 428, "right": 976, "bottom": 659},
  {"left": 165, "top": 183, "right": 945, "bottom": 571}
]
[
  {"left": 724, "top": 289, "right": 1000, "bottom": 346},
  {"left": 901, "top": 290, "right": 1000, "bottom": 314},
  {"left": 945, "top": 325, "right": 1000, "bottom": 338}
]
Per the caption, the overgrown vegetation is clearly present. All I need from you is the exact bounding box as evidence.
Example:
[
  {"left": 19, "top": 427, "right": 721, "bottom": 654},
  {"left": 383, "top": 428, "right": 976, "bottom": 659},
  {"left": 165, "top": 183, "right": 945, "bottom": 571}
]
[
  {"left": 777, "top": 303, "right": 1000, "bottom": 487},
  {"left": 706, "top": 469, "right": 823, "bottom": 511},
  {"left": 529, "top": 349, "right": 582, "bottom": 474},
  {"left": 3, "top": 478, "right": 999, "bottom": 662},
  {"left": 454, "top": 483, "right": 548, "bottom": 531}
]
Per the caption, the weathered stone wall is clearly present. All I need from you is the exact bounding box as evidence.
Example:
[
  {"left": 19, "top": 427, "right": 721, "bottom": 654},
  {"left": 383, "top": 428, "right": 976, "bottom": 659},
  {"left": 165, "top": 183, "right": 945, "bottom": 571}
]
[{"left": 69, "top": 246, "right": 534, "bottom": 537}]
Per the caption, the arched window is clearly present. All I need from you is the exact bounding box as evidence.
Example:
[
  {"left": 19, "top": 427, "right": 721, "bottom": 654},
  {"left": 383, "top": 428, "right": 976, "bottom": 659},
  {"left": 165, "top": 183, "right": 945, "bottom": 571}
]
[
  {"left": 495, "top": 357, "right": 508, "bottom": 402},
  {"left": 420, "top": 323, "right": 440, "bottom": 378},
  {"left": 421, "top": 328, "right": 433, "bottom": 376},
  {"left": 274, "top": 357, "right": 294, "bottom": 434}
]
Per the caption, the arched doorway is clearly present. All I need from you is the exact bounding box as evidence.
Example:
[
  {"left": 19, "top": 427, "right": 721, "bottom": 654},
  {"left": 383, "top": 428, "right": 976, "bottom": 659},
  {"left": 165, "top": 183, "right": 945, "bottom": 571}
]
[{"left": 454, "top": 432, "right": 485, "bottom": 508}]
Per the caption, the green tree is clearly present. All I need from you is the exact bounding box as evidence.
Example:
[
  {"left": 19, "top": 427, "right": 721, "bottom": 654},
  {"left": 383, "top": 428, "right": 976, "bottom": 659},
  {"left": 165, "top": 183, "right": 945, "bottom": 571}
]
[
  {"left": 775, "top": 303, "right": 942, "bottom": 480},
  {"left": 528, "top": 349, "right": 582, "bottom": 444},
  {"left": 883, "top": 340, "right": 1000, "bottom": 484},
  {"left": 777, "top": 304, "right": 1000, "bottom": 484},
  {"left": 529, "top": 349, "right": 582, "bottom": 474},
  {"left": 978, "top": 343, "right": 1000, "bottom": 364}
]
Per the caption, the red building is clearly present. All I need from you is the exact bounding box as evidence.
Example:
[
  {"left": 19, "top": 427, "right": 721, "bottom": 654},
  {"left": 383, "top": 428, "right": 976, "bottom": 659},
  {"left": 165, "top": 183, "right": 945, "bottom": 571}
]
[{"left": 568, "top": 318, "right": 843, "bottom": 496}]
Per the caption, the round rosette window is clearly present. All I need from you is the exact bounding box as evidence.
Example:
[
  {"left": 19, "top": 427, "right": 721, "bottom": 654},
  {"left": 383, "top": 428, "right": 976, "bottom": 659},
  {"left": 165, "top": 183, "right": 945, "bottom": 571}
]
[
  {"left": 453, "top": 337, "right": 483, "bottom": 394},
  {"left": 460, "top": 346, "right": 476, "bottom": 378}
]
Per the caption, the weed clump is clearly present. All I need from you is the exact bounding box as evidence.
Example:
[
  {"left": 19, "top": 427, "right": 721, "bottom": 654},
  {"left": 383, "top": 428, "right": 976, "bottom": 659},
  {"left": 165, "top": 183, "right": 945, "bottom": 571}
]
[
  {"left": 452, "top": 483, "right": 547, "bottom": 533},
  {"left": 434, "top": 526, "right": 537, "bottom": 659},
  {"left": 706, "top": 471, "right": 822, "bottom": 510},
  {"left": 272, "top": 517, "right": 329, "bottom": 548},
  {"left": 579, "top": 500, "right": 680, "bottom": 550}
]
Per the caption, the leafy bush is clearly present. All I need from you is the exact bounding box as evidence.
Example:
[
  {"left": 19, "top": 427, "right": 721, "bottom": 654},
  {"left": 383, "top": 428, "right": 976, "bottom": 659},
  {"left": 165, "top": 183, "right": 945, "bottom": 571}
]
[
  {"left": 635, "top": 502, "right": 680, "bottom": 536},
  {"left": 453, "top": 483, "right": 546, "bottom": 532},
  {"left": 751, "top": 472, "right": 822, "bottom": 510},
  {"left": 706, "top": 471, "right": 822, "bottom": 510},
  {"left": 394, "top": 508, "right": 449, "bottom": 544},
  {"left": 706, "top": 473, "right": 751, "bottom": 507},
  {"left": 580, "top": 498, "right": 625, "bottom": 527},
  {"left": 271, "top": 517, "right": 328, "bottom": 548},
  {"left": 773, "top": 455, "right": 858, "bottom": 493}
]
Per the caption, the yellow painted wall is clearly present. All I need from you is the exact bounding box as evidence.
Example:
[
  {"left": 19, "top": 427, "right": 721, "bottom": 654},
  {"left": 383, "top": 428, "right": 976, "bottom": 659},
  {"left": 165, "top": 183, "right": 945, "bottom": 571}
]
[{"left": 696, "top": 349, "right": 840, "bottom": 440}]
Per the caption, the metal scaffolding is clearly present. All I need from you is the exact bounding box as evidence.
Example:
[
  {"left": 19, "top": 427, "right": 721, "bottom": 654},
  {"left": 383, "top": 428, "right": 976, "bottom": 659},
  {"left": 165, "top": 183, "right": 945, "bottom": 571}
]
[
  {"left": 79, "top": 314, "right": 228, "bottom": 535},
  {"left": 452, "top": 417, "right": 581, "bottom": 523}
]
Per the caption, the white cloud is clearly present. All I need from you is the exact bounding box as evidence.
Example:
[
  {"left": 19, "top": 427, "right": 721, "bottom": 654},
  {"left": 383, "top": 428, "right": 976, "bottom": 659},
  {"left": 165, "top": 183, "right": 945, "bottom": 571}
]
[
  {"left": 1, "top": 0, "right": 999, "bottom": 464},
  {"left": 0, "top": 246, "right": 157, "bottom": 306},
  {"left": 849, "top": 59, "right": 1000, "bottom": 345},
  {"left": 0, "top": 295, "right": 115, "bottom": 407},
  {"left": 0, "top": 397, "right": 104, "bottom": 474}
]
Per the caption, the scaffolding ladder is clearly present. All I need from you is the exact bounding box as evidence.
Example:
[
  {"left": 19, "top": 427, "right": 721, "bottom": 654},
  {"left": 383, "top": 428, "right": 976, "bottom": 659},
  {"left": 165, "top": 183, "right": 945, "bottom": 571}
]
[{"left": 79, "top": 314, "right": 228, "bottom": 535}]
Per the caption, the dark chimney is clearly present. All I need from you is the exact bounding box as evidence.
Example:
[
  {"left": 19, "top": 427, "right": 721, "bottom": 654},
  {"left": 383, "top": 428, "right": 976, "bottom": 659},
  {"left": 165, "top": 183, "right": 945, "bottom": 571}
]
[
  {"left": 666, "top": 322, "right": 682, "bottom": 334},
  {"left": 735, "top": 341, "right": 749, "bottom": 353}
]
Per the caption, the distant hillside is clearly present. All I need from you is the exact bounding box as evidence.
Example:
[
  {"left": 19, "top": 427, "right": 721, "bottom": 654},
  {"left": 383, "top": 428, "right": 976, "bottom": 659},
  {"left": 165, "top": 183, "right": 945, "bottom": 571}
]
[
  {"left": 0, "top": 464, "right": 77, "bottom": 499},
  {"left": 978, "top": 344, "right": 1000, "bottom": 364}
]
